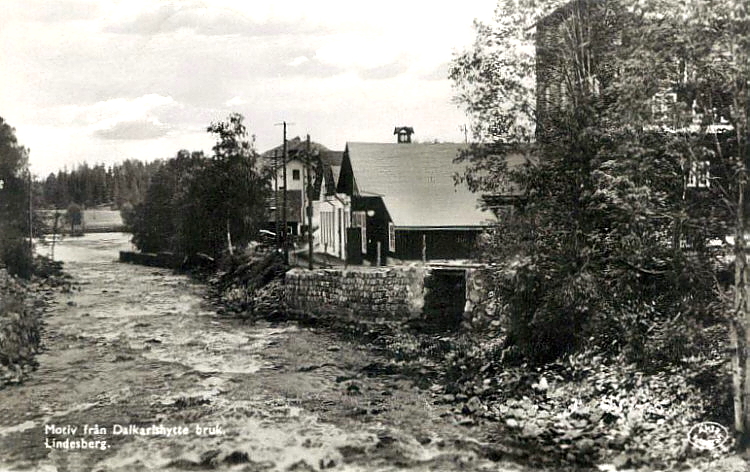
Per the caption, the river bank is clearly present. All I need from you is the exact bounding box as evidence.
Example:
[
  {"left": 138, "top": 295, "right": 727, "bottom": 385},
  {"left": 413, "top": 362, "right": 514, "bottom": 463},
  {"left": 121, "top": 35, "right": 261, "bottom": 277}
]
[
  {"left": 5, "top": 233, "right": 743, "bottom": 471},
  {"left": 0, "top": 256, "right": 72, "bottom": 389},
  {"left": 0, "top": 232, "right": 536, "bottom": 472},
  {"left": 207, "top": 251, "right": 746, "bottom": 471}
]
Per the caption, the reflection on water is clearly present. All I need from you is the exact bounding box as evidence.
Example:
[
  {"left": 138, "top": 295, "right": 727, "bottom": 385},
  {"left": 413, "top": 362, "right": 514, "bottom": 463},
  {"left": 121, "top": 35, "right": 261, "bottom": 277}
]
[{"left": 35, "top": 232, "right": 135, "bottom": 264}]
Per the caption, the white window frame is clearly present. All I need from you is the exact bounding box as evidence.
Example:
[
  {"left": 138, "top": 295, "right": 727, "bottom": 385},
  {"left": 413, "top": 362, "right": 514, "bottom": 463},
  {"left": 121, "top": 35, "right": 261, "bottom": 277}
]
[
  {"left": 388, "top": 222, "right": 396, "bottom": 253},
  {"left": 352, "top": 211, "right": 367, "bottom": 253},
  {"left": 688, "top": 160, "right": 710, "bottom": 188}
]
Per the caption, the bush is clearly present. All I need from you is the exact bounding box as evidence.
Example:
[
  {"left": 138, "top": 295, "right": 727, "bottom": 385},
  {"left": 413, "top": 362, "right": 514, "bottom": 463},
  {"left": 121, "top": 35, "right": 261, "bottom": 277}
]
[{"left": 0, "top": 239, "right": 33, "bottom": 279}]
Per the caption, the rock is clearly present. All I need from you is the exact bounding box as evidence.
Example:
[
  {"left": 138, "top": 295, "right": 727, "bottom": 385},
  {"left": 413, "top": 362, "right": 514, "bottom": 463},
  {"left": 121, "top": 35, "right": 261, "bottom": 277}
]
[
  {"left": 416, "top": 434, "right": 432, "bottom": 445},
  {"left": 505, "top": 418, "right": 519, "bottom": 428},
  {"left": 327, "top": 345, "right": 341, "bottom": 352},
  {"left": 611, "top": 453, "right": 630, "bottom": 469},
  {"left": 457, "top": 416, "right": 475, "bottom": 426},
  {"left": 520, "top": 422, "right": 544, "bottom": 438},
  {"left": 533, "top": 376, "right": 549, "bottom": 392},
  {"left": 465, "top": 396, "right": 484, "bottom": 414},
  {"left": 442, "top": 394, "right": 456, "bottom": 403}
]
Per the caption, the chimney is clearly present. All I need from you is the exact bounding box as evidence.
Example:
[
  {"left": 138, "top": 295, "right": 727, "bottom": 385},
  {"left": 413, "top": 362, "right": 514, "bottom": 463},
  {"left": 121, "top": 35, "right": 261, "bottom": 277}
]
[{"left": 393, "top": 126, "right": 414, "bottom": 143}]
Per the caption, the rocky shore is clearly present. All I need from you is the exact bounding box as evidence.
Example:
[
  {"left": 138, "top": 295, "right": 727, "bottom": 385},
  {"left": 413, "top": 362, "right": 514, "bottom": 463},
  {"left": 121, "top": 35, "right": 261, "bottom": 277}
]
[{"left": 0, "top": 262, "right": 71, "bottom": 387}]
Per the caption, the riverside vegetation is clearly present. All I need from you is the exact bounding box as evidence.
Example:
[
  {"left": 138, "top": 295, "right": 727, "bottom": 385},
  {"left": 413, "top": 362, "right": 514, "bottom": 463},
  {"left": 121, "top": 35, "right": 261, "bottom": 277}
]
[
  {"left": 207, "top": 248, "right": 735, "bottom": 470},
  {"left": 119, "top": 1, "right": 749, "bottom": 466},
  {"left": 0, "top": 116, "right": 74, "bottom": 389}
]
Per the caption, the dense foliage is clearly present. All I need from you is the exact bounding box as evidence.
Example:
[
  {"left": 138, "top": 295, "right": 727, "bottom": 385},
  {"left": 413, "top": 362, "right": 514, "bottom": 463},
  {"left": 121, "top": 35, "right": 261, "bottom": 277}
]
[
  {"left": 0, "top": 117, "right": 32, "bottom": 277},
  {"left": 131, "top": 114, "right": 269, "bottom": 258},
  {"left": 451, "top": 0, "right": 742, "bottom": 368},
  {"left": 39, "top": 159, "right": 161, "bottom": 210}
]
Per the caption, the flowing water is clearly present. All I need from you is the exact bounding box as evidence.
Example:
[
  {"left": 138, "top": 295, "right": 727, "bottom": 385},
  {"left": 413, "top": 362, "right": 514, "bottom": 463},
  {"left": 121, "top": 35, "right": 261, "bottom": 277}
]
[{"left": 0, "top": 234, "right": 524, "bottom": 472}]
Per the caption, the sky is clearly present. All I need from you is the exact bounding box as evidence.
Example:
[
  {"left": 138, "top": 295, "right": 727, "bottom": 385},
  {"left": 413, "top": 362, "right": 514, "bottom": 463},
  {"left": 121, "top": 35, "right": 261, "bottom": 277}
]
[{"left": 0, "top": 0, "right": 497, "bottom": 177}]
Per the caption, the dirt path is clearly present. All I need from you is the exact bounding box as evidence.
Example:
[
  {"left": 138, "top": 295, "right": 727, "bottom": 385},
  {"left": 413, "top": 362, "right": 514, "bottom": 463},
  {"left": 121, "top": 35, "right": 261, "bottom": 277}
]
[{"left": 0, "top": 234, "right": 528, "bottom": 472}]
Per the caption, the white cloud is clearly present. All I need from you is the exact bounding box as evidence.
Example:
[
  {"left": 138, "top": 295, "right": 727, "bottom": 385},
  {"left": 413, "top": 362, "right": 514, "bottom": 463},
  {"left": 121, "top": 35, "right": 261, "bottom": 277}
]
[
  {"left": 287, "top": 56, "right": 309, "bottom": 67},
  {"left": 225, "top": 96, "right": 247, "bottom": 106},
  {"left": 81, "top": 94, "right": 176, "bottom": 125},
  {"left": 1, "top": 0, "right": 499, "bottom": 176},
  {"left": 67, "top": 94, "right": 179, "bottom": 141},
  {"left": 93, "top": 118, "right": 169, "bottom": 140}
]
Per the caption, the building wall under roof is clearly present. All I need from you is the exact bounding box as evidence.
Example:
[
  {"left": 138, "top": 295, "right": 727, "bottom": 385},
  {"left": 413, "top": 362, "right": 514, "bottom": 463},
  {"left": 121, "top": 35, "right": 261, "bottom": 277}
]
[{"left": 393, "top": 228, "right": 481, "bottom": 261}]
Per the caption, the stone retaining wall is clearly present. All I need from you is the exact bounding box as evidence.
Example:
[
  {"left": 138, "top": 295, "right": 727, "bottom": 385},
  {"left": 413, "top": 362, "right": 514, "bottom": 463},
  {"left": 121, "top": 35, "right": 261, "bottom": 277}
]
[{"left": 285, "top": 266, "right": 426, "bottom": 320}]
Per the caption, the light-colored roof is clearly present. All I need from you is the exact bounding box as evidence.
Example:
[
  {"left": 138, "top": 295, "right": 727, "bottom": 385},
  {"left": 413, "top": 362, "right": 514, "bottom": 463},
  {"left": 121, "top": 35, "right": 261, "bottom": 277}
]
[{"left": 346, "top": 142, "right": 504, "bottom": 227}]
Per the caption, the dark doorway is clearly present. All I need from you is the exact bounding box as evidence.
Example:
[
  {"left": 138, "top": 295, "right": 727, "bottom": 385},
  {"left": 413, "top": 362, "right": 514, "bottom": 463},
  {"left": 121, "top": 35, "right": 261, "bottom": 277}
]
[
  {"left": 346, "top": 228, "right": 363, "bottom": 265},
  {"left": 422, "top": 269, "right": 466, "bottom": 331}
]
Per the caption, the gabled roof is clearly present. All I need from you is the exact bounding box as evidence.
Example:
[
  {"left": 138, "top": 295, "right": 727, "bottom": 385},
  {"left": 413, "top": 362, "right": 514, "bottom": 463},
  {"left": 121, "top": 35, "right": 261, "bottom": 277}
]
[
  {"left": 260, "top": 136, "right": 330, "bottom": 160},
  {"left": 319, "top": 150, "right": 343, "bottom": 167},
  {"left": 344, "top": 142, "right": 527, "bottom": 228}
]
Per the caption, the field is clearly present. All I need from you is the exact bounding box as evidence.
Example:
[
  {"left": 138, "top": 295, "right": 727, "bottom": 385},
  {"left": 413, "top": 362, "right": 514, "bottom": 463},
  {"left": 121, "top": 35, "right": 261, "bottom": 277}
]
[{"left": 39, "top": 209, "right": 125, "bottom": 234}]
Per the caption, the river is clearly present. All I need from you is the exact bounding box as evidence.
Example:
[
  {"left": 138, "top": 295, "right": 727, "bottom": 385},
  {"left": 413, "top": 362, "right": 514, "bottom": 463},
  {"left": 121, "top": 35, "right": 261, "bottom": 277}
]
[{"left": 0, "top": 233, "right": 524, "bottom": 472}]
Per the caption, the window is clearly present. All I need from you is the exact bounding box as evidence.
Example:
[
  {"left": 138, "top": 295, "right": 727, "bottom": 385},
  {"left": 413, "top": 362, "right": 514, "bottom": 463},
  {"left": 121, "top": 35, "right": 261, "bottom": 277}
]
[
  {"left": 292, "top": 169, "right": 301, "bottom": 181},
  {"left": 652, "top": 91, "right": 677, "bottom": 121},
  {"left": 688, "top": 161, "right": 710, "bottom": 188},
  {"left": 388, "top": 222, "right": 396, "bottom": 253},
  {"left": 320, "top": 211, "right": 332, "bottom": 249}
]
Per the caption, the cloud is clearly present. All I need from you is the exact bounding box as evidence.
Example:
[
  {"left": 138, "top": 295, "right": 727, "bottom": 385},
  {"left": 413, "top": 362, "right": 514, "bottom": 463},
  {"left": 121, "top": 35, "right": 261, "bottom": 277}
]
[
  {"left": 225, "top": 96, "right": 247, "bottom": 106},
  {"left": 105, "top": 2, "right": 326, "bottom": 37},
  {"left": 420, "top": 62, "right": 452, "bottom": 81},
  {"left": 93, "top": 118, "right": 169, "bottom": 140},
  {"left": 79, "top": 94, "right": 176, "bottom": 124},
  {"left": 358, "top": 56, "right": 413, "bottom": 80},
  {"left": 76, "top": 94, "right": 177, "bottom": 140},
  {"left": 3, "top": 0, "right": 101, "bottom": 23},
  {"left": 288, "top": 56, "right": 309, "bottom": 67}
]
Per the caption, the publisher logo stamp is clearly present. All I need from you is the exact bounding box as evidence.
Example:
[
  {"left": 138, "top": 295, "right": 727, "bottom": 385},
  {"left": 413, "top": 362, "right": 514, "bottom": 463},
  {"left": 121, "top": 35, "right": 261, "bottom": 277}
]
[{"left": 687, "top": 422, "right": 730, "bottom": 451}]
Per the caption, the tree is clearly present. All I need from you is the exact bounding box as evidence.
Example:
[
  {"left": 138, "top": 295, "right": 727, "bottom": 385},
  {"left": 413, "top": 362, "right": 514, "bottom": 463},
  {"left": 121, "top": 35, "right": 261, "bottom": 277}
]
[
  {"left": 131, "top": 114, "right": 269, "bottom": 259},
  {"left": 66, "top": 203, "right": 83, "bottom": 234},
  {"left": 130, "top": 151, "right": 204, "bottom": 253},
  {"left": 0, "top": 116, "right": 32, "bottom": 277},
  {"left": 179, "top": 114, "right": 269, "bottom": 258},
  {"left": 452, "top": 0, "right": 750, "bottom": 445}
]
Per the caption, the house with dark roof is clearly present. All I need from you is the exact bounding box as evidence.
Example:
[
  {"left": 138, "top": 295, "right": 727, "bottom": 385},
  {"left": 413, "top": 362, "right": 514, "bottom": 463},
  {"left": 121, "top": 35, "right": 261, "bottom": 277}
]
[
  {"left": 260, "top": 137, "right": 342, "bottom": 237},
  {"left": 329, "top": 133, "right": 531, "bottom": 264}
]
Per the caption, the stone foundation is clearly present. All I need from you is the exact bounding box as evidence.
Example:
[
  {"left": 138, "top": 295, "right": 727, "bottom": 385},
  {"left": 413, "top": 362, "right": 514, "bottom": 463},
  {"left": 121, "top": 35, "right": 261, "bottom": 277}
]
[{"left": 285, "top": 266, "right": 426, "bottom": 320}]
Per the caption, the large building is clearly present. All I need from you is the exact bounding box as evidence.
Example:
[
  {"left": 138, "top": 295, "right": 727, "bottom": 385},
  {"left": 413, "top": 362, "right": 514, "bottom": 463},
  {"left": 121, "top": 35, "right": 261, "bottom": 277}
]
[
  {"left": 261, "top": 137, "right": 342, "bottom": 238},
  {"left": 315, "top": 130, "right": 531, "bottom": 264}
]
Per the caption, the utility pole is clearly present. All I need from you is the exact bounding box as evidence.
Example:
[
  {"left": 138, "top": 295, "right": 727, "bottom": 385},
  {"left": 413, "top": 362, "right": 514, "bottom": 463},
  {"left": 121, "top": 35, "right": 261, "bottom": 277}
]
[
  {"left": 274, "top": 121, "right": 295, "bottom": 264},
  {"left": 273, "top": 149, "right": 280, "bottom": 252},
  {"left": 282, "top": 123, "right": 288, "bottom": 264},
  {"left": 306, "top": 134, "right": 313, "bottom": 270}
]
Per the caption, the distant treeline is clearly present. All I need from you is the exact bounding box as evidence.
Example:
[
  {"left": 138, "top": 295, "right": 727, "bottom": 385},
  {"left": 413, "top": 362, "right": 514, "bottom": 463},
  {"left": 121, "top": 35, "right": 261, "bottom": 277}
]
[{"left": 37, "top": 159, "right": 162, "bottom": 209}]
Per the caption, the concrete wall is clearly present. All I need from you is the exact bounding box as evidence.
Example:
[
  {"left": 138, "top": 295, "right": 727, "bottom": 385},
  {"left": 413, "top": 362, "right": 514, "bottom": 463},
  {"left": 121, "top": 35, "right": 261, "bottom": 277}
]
[{"left": 285, "top": 266, "right": 425, "bottom": 320}]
